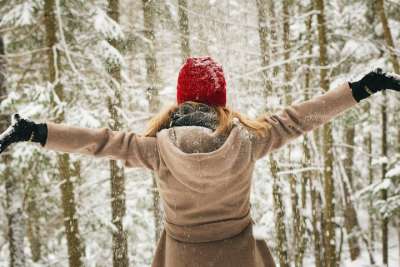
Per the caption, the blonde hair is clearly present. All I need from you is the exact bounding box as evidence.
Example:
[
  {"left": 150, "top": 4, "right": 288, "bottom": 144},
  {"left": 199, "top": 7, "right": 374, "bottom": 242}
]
[{"left": 143, "top": 101, "right": 270, "bottom": 137}]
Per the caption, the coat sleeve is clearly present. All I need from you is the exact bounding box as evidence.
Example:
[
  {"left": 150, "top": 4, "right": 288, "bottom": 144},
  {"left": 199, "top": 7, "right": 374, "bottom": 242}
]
[
  {"left": 44, "top": 122, "right": 160, "bottom": 170},
  {"left": 252, "top": 83, "right": 358, "bottom": 160}
]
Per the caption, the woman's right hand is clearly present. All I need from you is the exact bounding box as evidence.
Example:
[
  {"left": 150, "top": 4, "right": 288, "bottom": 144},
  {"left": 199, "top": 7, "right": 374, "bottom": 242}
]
[
  {"left": 0, "top": 114, "right": 47, "bottom": 154},
  {"left": 349, "top": 68, "right": 400, "bottom": 102}
]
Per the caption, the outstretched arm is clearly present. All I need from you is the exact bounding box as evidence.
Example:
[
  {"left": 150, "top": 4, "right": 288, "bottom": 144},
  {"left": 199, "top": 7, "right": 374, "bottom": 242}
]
[
  {"left": 0, "top": 116, "right": 160, "bottom": 170},
  {"left": 44, "top": 122, "right": 159, "bottom": 170},
  {"left": 252, "top": 69, "right": 400, "bottom": 160},
  {"left": 252, "top": 83, "right": 356, "bottom": 159}
]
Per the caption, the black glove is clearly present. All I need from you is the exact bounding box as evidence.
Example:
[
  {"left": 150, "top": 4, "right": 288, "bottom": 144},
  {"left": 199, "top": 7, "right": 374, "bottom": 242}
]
[
  {"left": 349, "top": 68, "right": 400, "bottom": 102},
  {"left": 0, "top": 114, "right": 47, "bottom": 154}
]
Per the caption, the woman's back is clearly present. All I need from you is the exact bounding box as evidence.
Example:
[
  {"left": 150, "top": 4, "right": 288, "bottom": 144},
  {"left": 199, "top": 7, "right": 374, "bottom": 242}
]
[
  {"left": 155, "top": 123, "right": 256, "bottom": 242},
  {"left": 152, "top": 123, "right": 276, "bottom": 267}
]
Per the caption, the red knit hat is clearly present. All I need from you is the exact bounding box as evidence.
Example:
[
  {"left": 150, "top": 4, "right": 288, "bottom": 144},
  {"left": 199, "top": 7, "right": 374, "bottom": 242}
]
[{"left": 177, "top": 56, "right": 226, "bottom": 106}]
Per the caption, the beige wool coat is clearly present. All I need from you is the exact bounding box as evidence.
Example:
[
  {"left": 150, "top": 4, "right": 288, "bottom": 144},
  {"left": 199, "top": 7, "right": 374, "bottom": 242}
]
[{"left": 44, "top": 83, "right": 357, "bottom": 267}]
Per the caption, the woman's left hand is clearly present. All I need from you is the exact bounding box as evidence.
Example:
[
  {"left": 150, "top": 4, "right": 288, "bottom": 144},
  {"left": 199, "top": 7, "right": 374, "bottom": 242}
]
[{"left": 349, "top": 68, "right": 400, "bottom": 102}]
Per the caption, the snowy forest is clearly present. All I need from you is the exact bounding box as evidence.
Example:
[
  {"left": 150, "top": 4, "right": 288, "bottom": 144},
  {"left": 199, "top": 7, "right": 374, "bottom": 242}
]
[{"left": 0, "top": 0, "right": 400, "bottom": 266}]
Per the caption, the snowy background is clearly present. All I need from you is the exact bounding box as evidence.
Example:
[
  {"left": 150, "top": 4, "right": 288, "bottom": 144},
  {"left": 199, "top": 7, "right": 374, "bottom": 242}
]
[{"left": 0, "top": 0, "right": 399, "bottom": 266}]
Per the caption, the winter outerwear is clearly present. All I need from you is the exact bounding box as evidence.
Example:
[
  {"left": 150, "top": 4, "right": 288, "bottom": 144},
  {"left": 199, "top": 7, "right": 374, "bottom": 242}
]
[
  {"left": 42, "top": 82, "right": 357, "bottom": 267},
  {"left": 0, "top": 114, "right": 47, "bottom": 153},
  {"left": 170, "top": 102, "right": 219, "bottom": 131},
  {"left": 349, "top": 68, "right": 400, "bottom": 102},
  {"left": 177, "top": 56, "right": 227, "bottom": 107}
]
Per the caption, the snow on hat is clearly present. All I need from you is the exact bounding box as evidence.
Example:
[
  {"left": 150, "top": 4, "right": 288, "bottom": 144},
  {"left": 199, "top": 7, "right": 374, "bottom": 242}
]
[{"left": 177, "top": 56, "right": 226, "bottom": 107}]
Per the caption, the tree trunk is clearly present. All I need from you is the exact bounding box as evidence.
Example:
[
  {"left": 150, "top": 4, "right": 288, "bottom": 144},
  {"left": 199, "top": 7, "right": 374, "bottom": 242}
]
[
  {"left": 255, "top": 0, "right": 270, "bottom": 96},
  {"left": 109, "top": 159, "right": 128, "bottom": 267},
  {"left": 282, "top": 2, "right": 305, "bottom": 265},
  {"left": 310, "top": 178, "right": 323, "bottom": 267},
  {"left": 398, "top": 221, "right": 400, "bottom": 267},
  {"left": 142, "top": 0, "right": 163, "bottom": 243},
  {"left": 314, "top": 0, "right": 336, "bottom": 266},
  {"left": 106, "top": 1, "right": 129, "bottom": 266},
  {"left": 366, "top": 111, "right": 375, "bottom": 254},
  {"left": 376, "top": 2, "right": 400, "bottom": 263},
  {"left": 298, "top": 6, "right": 314, "bottom": 266},
  {"left": 365, "top": 2, "right": 376, "bottom": 260},
  {"left": 377, "top": 0, "right": 400, "bottom": 74},
  {"left": 44, "top": 1, "right": 84, "bottom": 266},
  {"left": 268, "top": 0, "right": 279, "bottom": 77},
  {"left": 255, "top": 0, "right": 279, "bottom": 102},
  {"left": 178, "top": 0, "right": 191, "bottom": 61},
  {"left": 282, "top": 0, "right": 292, "bottom": 104},
  {"left": 343, "top": 125, "right": 361, "bottom": 260},
  {"left": 5, "top": 168, "right": 26, "bottom": 267},
  {"left": 256, "top": 2, "right": 289, "bottom": 265},
  {"left": 381, "top": 89, "right": 389, "bottom": 266},
  {"left": 270, "top": 157, "right": 290, "bottom": 267},
  {"left": 26, "top": 182, "right": 42, "bottom": 262},
  {"left": 0, "top": 35, "right": 27, "bottom": 267}
]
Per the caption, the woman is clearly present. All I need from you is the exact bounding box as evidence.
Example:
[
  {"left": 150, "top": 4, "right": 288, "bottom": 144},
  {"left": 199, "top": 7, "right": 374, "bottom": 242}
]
[{"left": 1, "top": 56, "right": 400, "bottom": 267}]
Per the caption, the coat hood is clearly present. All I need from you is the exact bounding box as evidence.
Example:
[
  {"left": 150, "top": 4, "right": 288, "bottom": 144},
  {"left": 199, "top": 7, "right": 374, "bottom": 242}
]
[{"left": 156, "top": 124, "right": 253, "bottom": 193}]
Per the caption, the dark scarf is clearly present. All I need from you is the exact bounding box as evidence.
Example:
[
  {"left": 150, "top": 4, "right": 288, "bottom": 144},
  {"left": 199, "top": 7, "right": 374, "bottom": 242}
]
[{"left": 169, "top": 102, "right": 219, "bottom": 131}]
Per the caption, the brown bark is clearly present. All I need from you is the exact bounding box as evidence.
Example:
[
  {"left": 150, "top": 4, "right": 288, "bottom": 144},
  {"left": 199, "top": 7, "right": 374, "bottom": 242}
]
[
  {"left": 255, "top": 0, "right": 272, "bottom": 96},
  {"left": 178, "top": 0, "right": 191, "bottom": 61},
  {"left": 366, "top": 117, "right": 375, "bottom": 254},
  {"left": 26, "top": 184, "right": 42, "bottom": 262},
  {"left": 365, "top": 3, "right": 376, "bottom": 260},
  {"left": 268, "top": 0, "right": 279, "bottom": 77},
  {"left": 314, "top": 0, "right": 336, "bottom": 266},
  {"left": 376, "top": 2, "right": 399, "bottom": 263},
  {"left": 44, "top": 1, "right": 84, "bottom": 266},
  {"left": 282, "top": 2, "right": 305, "bottom": 265},
  {"left": 106, "top": 1, "right": 129, "bottom": 266},
  {"left": 270, "top": 156, "right": 290, "bottom": 267},
  {"left": 109, "top": 160, "right": 128, "bottom": 267},
  {"left": 358, "top": 105, "right": 376, "bottom": 265},
  {"left": 310, "top": 179, "right": 323, "bottom": 267},
  {"left": 381, "top": 89, "right": 389, "bottom": 265},
  {"left": 4, "top": 169, "right": 26, "bottom": 267},
  {"left": 376, "top": 0, "right": 400, "bottom": 74},
  {"left": 298, "top": 6, "right": 314, "bottom": 266},
  {"left": 143, "top": 0, "right": 161, "bottom": 111},
  {"left": 0, "top": 36, "right": 27, "bottom": 267},
  {"left": 398, "top": 222, "right": 400, "bottom": 267},
  {"left": 256, "top": 1, "right": 289, "bottom": 265},
  {"left": 343, "top": 125, "right": 361, "bottom": 260},
  {"left": 282, "top": 0, "right": 292, "bottom": 104},
  {"left": 142, "top": 0, "right": 163, "bottom": 242}
]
